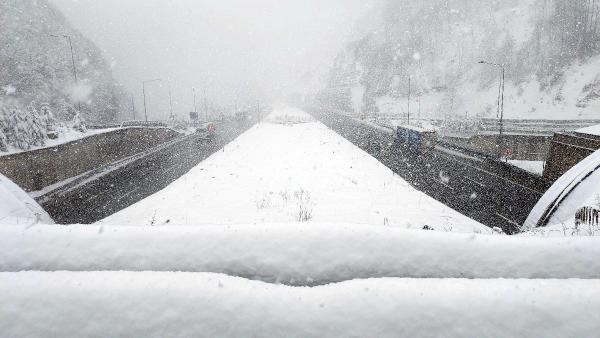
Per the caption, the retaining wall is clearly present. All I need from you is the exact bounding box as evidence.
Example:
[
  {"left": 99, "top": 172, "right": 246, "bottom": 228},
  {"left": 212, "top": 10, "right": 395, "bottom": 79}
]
[{"left": 0, "top": 128, "right": 181, "bottom": 192}]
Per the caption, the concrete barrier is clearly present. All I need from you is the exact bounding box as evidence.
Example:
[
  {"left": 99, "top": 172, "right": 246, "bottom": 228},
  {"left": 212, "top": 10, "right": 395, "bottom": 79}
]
[
  {"left": 543, "top": 132, "right": 600, "bottom": 181},
  {"left": 442, "top": 134, "right": 551, "bottom": 161},
  {"left": 0, "top": 128, "right": 181, "bottom": 192}
]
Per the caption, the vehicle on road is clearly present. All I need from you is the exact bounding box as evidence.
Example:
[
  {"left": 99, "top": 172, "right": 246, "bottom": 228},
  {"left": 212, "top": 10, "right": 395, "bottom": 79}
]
[
  {"left": 395, "top": 125, "right": 438, "bottom": 155},
  {"left": 196, "top": 122, "right": 216, "bottom": 139}
]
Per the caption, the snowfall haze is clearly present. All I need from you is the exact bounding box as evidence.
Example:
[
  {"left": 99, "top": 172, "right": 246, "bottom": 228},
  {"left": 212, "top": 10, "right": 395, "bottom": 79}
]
[
  {"left": 49, "top": 0, "right": 380, "bottom": 119},
  {"left": 2, "top": 0, "right": 600, "bottom": 337}
]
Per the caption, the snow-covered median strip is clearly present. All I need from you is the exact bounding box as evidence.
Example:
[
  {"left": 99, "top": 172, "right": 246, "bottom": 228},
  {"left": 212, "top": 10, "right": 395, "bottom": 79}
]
[
  {"left": 100, "top": 108, "right": 488, "bottom": 233},
  {"left": 2, "top": 224, "right": 600, "bottom": 282},
  {"left": 1, "top": 271, "right": 599, "bottom": 338}
]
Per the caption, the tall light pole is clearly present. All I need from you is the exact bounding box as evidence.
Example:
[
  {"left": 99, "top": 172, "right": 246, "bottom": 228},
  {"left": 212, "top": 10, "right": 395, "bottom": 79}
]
[
  {"left": 168, "top": 81, "right": 174, "bottom": 121},
  {"left": 203, "top": 88, "right": 208, "bottom": 121},
  {"left": 142, "top": 78, "right": 162, "bottom": 122},
  {"left": 407, "top": 76, "right": 412, "bottom": 125},
  {"left": 478, "top": 60, "right": 506, "bottom": 158},
  {"left": 50, "top": 34, "right": 81, "bottom": 112},
  {"left": 192, "top": 87, "right": 198, "bottom": 113},
  {"left": 131, "top": 95, "right": 136, "bottom": 120}
]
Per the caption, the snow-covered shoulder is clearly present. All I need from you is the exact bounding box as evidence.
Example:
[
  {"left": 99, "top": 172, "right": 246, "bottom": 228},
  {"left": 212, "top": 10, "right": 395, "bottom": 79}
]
[{"left": 577, "top": 124, "right": 600, "bottom": 137}]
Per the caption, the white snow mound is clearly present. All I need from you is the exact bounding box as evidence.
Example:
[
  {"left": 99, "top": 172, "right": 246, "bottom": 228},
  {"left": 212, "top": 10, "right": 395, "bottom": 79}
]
[
  {"left": 2, "top": 224, "right": 600, "bottom": 282},
  {"left": 1, "top": 271, "right": 600, "bottom": 338},
  {"left": 0, "top": 174, "right": 53, "bottom": 224}
]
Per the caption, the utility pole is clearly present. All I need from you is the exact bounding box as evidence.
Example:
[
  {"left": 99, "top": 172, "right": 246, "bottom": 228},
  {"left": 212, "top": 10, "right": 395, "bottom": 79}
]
[
  {"left": 407, "top": 76, "right": 411, "bottom": 125},
  {"left": 142, "top": 78, "right": 162, "bottom": 122},
  {"left": 65, "top": 35, "right": 78, "bottom": 84},
  {"left": 131, "top": 95, "right": 136, "bottom": 120},
  {"left": 192, "top": 87, "right": 198, "bottom": 113},
  {"left": 418, "top": 94, "right": 421, "bottom": 118},
  {"left": 168, "top": 83, "right": 174, "bottom": 121},
  {"left": 50, "top": 34, "right": 81, "bottom": 112},
  {"left": 478, "top": 61, "right": 506, "bottom": 159},
  {"left": 203, "top": 88, "right": 208, "bottom": 121}
]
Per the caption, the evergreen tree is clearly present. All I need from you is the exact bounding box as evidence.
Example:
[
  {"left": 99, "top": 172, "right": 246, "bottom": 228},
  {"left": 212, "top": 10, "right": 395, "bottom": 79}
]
[
  {"left": 72, "top": 111, "right": 87, "bottom": 133},
  {"left": 0, "top": 107, "right": 10, "bottom": 152},
  {"left": 26, "top": 102, "right": 47, "bottom": 147},
  {"left": 40, "top": 103, "right": 56, "bottom": 131},
  {"left": 10, "top": 108, "right": 31, "bottom": 150}
]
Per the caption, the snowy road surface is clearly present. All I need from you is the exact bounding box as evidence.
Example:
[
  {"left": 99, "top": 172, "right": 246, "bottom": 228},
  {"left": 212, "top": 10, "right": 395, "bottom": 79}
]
[{"left": 100, "top": 107, "right": 489, "bottom": 232}]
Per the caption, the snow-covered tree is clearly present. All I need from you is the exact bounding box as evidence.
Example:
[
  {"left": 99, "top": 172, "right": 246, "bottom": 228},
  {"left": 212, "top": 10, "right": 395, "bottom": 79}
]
[
  {"left": 26, "top": 103, "right": 47, "bottom": 147},
  {"left": 0, "top": 107, "right": 10, "bottom": 152},
  {"left": 72, "top": 111, "right": 87, "bottom": 133},
  {"left": 56, "top": 98, "right": 76, "bottom": 121},
  {"left": 0, "top": 102, "right": 54, "bottom": 152},
  {"left": 9, "top": 108, "right": 32, "bottom": 150}
]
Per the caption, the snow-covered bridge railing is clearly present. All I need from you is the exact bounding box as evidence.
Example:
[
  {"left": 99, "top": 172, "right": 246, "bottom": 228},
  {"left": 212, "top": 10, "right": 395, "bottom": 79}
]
[{"left": 2, "top": 224, "right": 600, "bottom": 284}]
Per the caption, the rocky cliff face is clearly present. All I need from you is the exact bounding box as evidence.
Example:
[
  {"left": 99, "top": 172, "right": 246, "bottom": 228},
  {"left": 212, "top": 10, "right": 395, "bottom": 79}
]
[
  {"left": 325, "top": 0, "right": 600, "bottom": 120},
  {"left": 0, "top": 0, "right": 125, "bottom": 123}
]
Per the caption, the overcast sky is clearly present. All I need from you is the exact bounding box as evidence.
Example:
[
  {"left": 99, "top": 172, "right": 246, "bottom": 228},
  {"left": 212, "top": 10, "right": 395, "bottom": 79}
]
[{"left": 49, "top": 0, "right": 380, "bottom": 119}]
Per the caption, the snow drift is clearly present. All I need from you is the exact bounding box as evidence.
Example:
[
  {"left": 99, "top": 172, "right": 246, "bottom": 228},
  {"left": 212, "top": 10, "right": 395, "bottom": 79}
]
[
  {"left": 2, "top": 224, "right": 600, "bottom": 284},
  {"left": 524, "top": 149, "right": 600, "bottom": 231},
  {"left": 0, "top": 174, "right": 53, "bottom": 225},
  {"left": 1, "top": 271, "right": 599, "bottom": 338}
]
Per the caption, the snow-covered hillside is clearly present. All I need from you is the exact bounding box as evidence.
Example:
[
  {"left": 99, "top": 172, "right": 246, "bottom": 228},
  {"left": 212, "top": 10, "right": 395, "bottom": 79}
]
[
  {"left": 325, "top": 0, "right": 600, "bottom": 120},
  {"left": 0, "top": 0, "right": 125, "bottom": 123},
  {"left": 101, "top": 107, "right": 488, "bottom": 233}
]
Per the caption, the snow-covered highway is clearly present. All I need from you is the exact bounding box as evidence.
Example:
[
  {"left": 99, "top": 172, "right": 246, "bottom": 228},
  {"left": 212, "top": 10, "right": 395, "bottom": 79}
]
[{"left": 100, "top": 107, "right": 489, "bottom": 232}]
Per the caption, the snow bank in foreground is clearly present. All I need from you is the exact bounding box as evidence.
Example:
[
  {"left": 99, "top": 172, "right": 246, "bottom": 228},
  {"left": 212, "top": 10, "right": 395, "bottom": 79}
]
[
  {"left": 2, "top": 224, "right": 599, "bottom": 283},
  {"left": 1, "top": 271, "right": 599, "bottom": 338},
  {"left": 0, "top": 174, "right": 53, "bottom": 225},
  {"left": 524, "top": 149, "right": 600, "bottom": 230}
]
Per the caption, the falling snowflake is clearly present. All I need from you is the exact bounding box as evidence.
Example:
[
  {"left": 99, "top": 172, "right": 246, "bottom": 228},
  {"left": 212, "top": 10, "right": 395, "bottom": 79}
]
[
  {"left": 439, "top": 171, "right": 450, "bottom": 184},
  {"left": 2, "top": 85, "right": 16, "bottom": 95}
]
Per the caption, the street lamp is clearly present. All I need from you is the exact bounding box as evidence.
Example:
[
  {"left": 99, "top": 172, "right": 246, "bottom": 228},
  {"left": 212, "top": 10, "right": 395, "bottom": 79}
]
[
  {"left": 50, "top": 34, "right": 81, "bottom": 112},
  {"left": 478, "top": 60, "right": 506, "bottom": 158},
  {"left": 192, "top": 87, "right": 198, "bottom": 113},
  {"left": 407, "top": 75, "right": 411, "bottom": 125},
  {"left": 167, "top": 81, "right": 175, "bottom": 121},
  {"left": 142, "top": 78, "right": 162, "bottom": 122},
  {"left": 192, "top": 85, "right": 209, "bottom": 121}
]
